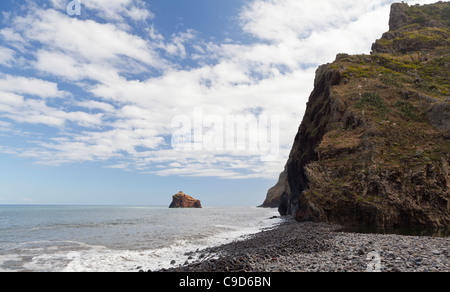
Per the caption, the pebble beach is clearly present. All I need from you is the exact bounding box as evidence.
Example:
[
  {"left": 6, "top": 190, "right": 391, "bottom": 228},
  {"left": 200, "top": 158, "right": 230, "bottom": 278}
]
[{"left": 155, "top": 219, "right": 449, "bottom": 272}]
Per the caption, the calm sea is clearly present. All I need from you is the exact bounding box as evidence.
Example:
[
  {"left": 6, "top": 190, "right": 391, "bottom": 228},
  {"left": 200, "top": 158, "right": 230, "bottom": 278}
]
[{"left": 0, "top": 205, "right": 280, "bottom": 272}]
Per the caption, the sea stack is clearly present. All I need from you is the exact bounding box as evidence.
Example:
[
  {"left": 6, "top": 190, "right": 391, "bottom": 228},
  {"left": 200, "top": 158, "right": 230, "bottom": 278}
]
[{"left": 169, "top": 191, "right": 202, "bottom": 208}]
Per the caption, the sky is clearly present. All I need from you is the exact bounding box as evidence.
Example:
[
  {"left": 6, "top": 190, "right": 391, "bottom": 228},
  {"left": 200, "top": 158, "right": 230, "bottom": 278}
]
[{"left": 0, "top": 0, "right": 440, "bottom": 206}]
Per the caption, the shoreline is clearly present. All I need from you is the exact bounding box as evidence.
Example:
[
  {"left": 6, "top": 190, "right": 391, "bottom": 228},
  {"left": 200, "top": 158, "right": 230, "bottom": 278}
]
[{"left": 152, "top": 219, "right": 449, "bottom": 272}]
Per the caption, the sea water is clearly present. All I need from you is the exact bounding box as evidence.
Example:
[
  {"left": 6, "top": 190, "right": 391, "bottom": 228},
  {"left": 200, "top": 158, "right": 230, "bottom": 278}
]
[{"left": 0, "top": 205, "right": 281, "bottom": 272}]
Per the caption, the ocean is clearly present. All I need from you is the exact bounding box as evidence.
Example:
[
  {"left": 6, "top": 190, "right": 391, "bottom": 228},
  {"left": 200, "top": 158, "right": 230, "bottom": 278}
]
[{"left": 0, "top": 205, "right": 281, "bottom": 272}]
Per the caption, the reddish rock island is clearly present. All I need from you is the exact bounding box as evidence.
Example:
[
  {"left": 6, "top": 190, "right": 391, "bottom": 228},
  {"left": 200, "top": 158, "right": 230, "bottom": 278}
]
[{"left": 169, "top": 191, "right": 202, "bottom": 208}]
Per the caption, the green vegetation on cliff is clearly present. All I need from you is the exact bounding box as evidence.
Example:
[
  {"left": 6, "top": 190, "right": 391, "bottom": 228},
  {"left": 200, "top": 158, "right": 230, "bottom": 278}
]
[{"left": 263, "top": 2, "right": 449, "bottom": 228}]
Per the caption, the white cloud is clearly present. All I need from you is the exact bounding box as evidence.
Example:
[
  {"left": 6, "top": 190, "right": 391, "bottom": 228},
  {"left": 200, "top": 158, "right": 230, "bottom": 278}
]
[
  {"left": 0, "top": 120, "right": 12, "bottom": 132},
  {"left": 0, "top": 74, "right": 102, "bottom": 129},
  {"left": 33, "top": 50, "right": 125, "bottom": 83},
  {"left": 76, "top": 100, "right": 116, "bottom": 113},
  {"left": 0, "top": 46, "right": 16, "bottom": 67},
  {"left": 0, "top": 28, "right": 24, "bottom": 43},
  {"left": 0, "top": 28, "right": 25, "bottom": 52},
  {"left": 0, "top": 91, "right": 24, "bottom": 110},
  {"left": 0, "top": 75, "right": 102, "bottom": 129},
  {"left": 0, "top": 94, "right": 104, "bottom": 128},
  {"left": 12, "top": 9, "right": 162, "bottom": 67},
  {"left": 240, "top": 0, "right": 389, "bottom": 43},
  {"left": 83, "top": 0, "right": 154, "bottom": 22},
  {"left": 0, "top": 74, "right": 67, "bottom": 98},
  {"left": 163, "top": 30, "right": 198, "bottom": 58}
]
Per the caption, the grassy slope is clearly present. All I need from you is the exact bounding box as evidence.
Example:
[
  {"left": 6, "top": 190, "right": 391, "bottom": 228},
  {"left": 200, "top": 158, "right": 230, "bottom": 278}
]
[{"left": 299, "top": 2, "right": 449, "bottom": 226}]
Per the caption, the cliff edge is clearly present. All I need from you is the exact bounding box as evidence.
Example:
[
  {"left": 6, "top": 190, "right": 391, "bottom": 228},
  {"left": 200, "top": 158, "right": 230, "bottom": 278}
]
[{"left": 262, "top": 2, "right": 450, "bottom": 227}]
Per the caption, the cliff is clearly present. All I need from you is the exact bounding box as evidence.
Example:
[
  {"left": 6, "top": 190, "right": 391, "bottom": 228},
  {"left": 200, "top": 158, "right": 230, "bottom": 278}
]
[
  {"left": 169, "top": 191, "right": 202, "bottom": 208},
  {"left": 262, "top": 2, "right": 450, "bottom": 227}
]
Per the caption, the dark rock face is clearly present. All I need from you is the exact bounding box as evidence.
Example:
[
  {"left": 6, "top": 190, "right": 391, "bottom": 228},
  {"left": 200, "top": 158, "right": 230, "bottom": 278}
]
[
  {"left": 279, "top": 67, "right": 343, "bottom": 217},
  {"left": 372, "top": 2, "right": 449, "bottom": 55},
  {"left": 261, "top": 168, "right": 288, "bottom": 208},
  {"left": 262, "top": 2, "right": 450, "bottom": 228},
  {"left": 169, "top": 191, "right": 202, "bottom": 208},
  {"left": 427, "top": 102, "right": 450, "bottom": 133},
  {"left": 389, "top": 3, "right": 411, "bottom": 31}
]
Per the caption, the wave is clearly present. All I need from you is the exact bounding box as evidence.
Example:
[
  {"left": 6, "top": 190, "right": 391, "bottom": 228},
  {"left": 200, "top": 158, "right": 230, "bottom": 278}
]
[
  {"left": 64, "top": 217, "right": 282, "bottom": 272},
  {"left": 0, "top": 207, "right": 281, "bottom": 272}
]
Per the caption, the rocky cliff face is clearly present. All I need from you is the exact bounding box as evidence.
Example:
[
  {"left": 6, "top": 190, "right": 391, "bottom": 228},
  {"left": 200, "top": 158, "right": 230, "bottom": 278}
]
[
  {"left": 263, "top": 2, "right": 450, "bottom": 227},
  {"left": 169, "top": 191, "right": 202, "bottom": 208}
]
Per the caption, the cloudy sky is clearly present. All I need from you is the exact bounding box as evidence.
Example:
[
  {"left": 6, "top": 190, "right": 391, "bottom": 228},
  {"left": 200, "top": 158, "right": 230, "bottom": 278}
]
[{"left": 0, "top": 0, "right": 438, "bottom": 205}]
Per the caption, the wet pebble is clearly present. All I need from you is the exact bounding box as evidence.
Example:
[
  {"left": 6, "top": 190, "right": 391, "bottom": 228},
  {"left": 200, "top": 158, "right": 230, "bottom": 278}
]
[{"left": 154, "top": 219, "right": 449, "bottom": 272}]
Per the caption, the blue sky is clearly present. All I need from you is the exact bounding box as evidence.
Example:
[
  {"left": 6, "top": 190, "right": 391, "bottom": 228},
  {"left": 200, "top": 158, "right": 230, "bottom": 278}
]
[{"left": 0, "top": 0, "right": 439, "bottom": 206}]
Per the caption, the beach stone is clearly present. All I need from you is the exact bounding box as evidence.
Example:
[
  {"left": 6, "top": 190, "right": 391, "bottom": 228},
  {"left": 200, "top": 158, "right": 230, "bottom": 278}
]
[{"left": 152, "top": 219, "right": 449, "bottom": 273}]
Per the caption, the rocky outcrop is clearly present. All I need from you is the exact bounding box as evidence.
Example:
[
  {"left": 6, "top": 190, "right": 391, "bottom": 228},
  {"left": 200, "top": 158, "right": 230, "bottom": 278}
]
[
  {"left": 262, "top": 2, "right": 450, "bottom": 227},
  {"left": 261, "top": 168, "right": 289, "bottom": 208},
  {"left": 389, "top": 3, "right": 411, "bottom": 31},
  {"left": 427, "top": 102, "right": 450, "bottom": 133},
  {"left": 372, "top": 2, "right": 449, "bottom": 55},
  {"left": 169, "top": 191, "right": 202, "bottom": 208}
]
